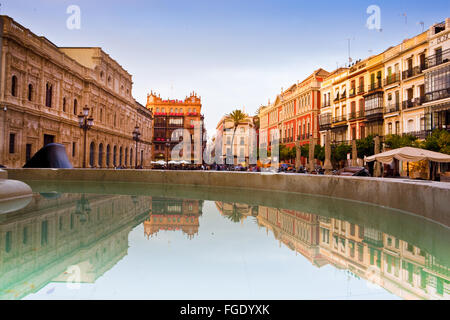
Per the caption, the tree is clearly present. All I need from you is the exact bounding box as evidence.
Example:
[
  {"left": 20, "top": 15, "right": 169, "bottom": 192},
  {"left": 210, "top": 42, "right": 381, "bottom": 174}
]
[
  {"left": 384, "top": 134, "right": 417, "bottom": 149},
  {"left": 315, "top": 144, "right": 325, "bottom": 162},
  {"left": 227, "top": 109, "right": 247, "bottom": 160},
  {"left": 356, "top": 135, "right": 375, "bottom": 159},
  {"left": 420, "top": 129, "right": 450, "bottom": 155},
  {"left": 226, "top": 203, "right": 244, "bottom": 223},
  {"left": 332, "top": 143, "right": 351, "bottom": 165}
]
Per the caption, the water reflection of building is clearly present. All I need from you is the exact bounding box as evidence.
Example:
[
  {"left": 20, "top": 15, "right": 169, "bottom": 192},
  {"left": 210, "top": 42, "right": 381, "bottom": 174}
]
[
  {"left": 0, "top": 193, "right": 151, "bottom": 300},
  {"left": 256, "top": 205, "right": 450, "bottom": 300},
  {"left": 215, "top": 202, "right": 258, "bottom": 224},
  {"left": 144, "top": 198, "right": 204, "bottom": 239}
]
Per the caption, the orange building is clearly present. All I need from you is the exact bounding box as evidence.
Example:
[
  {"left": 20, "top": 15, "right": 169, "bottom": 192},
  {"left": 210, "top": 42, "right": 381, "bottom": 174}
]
[
  {"left": 144, "top": 198, "right": 204, "bottom": 239},
  {"left": 145, "top": 92, "right": 205, "bottom": 162}
]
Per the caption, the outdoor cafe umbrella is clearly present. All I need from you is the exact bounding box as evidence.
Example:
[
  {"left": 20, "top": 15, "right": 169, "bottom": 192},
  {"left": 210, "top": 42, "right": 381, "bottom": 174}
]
[{"left": 365, "top": 147, "right": 450, "bottom": 164}]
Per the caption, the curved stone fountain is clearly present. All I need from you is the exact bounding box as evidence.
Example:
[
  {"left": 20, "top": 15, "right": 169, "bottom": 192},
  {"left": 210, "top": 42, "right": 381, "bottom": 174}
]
[{"left": 0, "top": 169, "right": 33, "bottom": 215}]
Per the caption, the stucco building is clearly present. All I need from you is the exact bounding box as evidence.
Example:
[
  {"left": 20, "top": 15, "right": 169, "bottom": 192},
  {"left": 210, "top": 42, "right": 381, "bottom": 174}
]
[
  {"left": 0, "top": 15, "right": 153, "bottom": 169},
  {"left": 215, "top": 112, "right": 257, "bottom": 166},
  {"left": 145, "top": 91, "right": 205, "bottom": 163}
]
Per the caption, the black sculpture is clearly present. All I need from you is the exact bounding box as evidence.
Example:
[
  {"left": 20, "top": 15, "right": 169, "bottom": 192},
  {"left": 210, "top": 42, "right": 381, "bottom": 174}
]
[{"left": 23, "top": 143, "right": 73, "bottom": 169}]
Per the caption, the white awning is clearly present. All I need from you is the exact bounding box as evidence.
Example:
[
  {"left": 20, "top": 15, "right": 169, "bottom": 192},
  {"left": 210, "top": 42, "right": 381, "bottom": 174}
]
[{"left": 365, "top": 147, "right": 450, "bottom": 164}]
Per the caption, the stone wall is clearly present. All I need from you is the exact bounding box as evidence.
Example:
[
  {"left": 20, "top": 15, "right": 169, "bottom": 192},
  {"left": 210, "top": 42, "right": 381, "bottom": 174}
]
[{"left": 6, "top": 169, "right": 450, "bottom": 227}]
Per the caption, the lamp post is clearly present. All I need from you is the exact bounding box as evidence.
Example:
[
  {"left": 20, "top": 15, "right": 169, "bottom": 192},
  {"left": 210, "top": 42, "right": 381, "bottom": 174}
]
[
  {"left": 78, "top": 106, "right": 94, "bottom": 168},
  {"left": 165, "top": 142, "right": 170, "bottom": 166},
  {"left": 133, "top": 126, "right": 141, "bottom": 169},
  {"left": 75, "top": 194, "right": 91, "bottom": 223}
]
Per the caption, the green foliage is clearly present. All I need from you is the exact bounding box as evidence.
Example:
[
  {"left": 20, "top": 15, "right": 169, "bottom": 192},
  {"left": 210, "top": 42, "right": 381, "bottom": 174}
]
[
  {"left": 300, "top": 144, "right": 309, "bottom": 158},
  {"left": 315, "top": 145, "right": 325, "bottom": 162},
  {"left": 332, "top": 143, "right": 352, "bottom": 163},
  {"left": 384, "top": 134, "right": 417, "bottom": 149},
  {"left": 356, "top": 135, "right": 375, "bottom": 158},
  {"left": 420, "top": 130, "right": 450, "bottom": 155}
]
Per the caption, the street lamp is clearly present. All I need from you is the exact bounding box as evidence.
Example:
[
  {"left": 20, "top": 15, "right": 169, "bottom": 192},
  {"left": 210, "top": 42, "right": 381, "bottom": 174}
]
[
  {"left": 133, "top": 125, "right": 141, "bottom": 169},
  {"left": 75, "top": 194, "right": 91, "bottom": 223},
  {"left": 78, "top": 106, "right": 94, "bottom": 168},
  {"left": 165, "top": 142, "right": 170, "bottom": 165}
]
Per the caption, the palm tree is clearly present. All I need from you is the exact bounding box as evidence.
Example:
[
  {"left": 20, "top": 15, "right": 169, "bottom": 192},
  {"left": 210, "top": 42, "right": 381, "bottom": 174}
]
[
  {"left": 227, "top": 109, "right": 247, "bottom": 163},
  {"left": 226, "top": 203, "right": 245, "bottom": 223}
]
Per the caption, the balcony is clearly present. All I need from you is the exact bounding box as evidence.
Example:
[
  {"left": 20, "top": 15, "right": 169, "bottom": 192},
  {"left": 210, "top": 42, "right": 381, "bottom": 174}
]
[
  {"left": 340, "top": 92, "right": 347, "bottom": 100},
  {"left": 349, "top": 87, "right": 356, "bottom": 98},
  {"left": 334, "top": 94, "right": 340, "bottom": 102},
  {"left": 425, "top": 48, "right": 450, "bottom": 69},
  {"left": 365, "top": 107, "right": 384, "bottom": 119},
  {"left": 319, "top": 113, "right": 332, "bottom": 130},
  {"left": 384, "top": 73, "right": 401, "bottom": 86},
  {"left": 385, "top": 102, "right": 400, "bottom": 113},
  {"left": 406, "top": 130, "right": 430, "bottom": 140},
  {"left": 322, "top": 101, "right": 331, "bottom": 108},
  {"left": 368, "top": 82, "right": 382, "bottom": 93},
  {"left": 332, "top": 115, "right": 347, "bottom": 124},
  {"left": 425, "top": 88, "right": 450, "bottom": 103},
  {"left": 402, "top": 97, "right": 426, "bottom": 110},
  {"left": 348, "top": 110, "right": 365, "bottom": 120},
  {"left": 357, "top": 85, "right": 365, "bottom": 95},
  {"left": 402, "top": 66, "right": 425, "bottom": 80}
]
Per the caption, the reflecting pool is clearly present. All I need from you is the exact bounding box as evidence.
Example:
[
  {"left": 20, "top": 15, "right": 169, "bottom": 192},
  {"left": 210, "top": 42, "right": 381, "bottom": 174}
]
[{"left": 0, "top": 180, "right": 449, "bottom": 300}]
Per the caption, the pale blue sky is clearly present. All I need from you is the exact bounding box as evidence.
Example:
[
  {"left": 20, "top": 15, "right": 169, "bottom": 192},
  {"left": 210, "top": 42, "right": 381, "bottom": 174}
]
[{"left": 2, "top": 0, "right": 449, "bottom": 134}]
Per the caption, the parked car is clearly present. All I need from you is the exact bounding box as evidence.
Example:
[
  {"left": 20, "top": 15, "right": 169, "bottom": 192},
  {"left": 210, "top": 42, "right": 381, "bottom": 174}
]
[{"left": 336, "top": 166, "right": 370, "bottom": 177}]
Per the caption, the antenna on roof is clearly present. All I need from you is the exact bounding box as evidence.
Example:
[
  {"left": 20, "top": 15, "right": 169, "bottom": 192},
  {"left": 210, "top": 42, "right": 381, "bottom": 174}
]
[
  {"left": 346, "top": 38, "right": 355, "bottom": 64},
  {"left": 418, "top": 21, "right": 425, "bottom": 32}
]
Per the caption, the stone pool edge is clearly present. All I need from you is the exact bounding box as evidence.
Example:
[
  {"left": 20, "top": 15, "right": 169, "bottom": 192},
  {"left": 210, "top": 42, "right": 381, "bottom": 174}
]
[{"left": 5, "top": 168, "right": 450, "bottom": 227}]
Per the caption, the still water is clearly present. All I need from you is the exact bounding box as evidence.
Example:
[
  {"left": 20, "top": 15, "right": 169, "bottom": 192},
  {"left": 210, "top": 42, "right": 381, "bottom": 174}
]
[{"left": 0, "top": 180, "right": 449, "bottom": 300}]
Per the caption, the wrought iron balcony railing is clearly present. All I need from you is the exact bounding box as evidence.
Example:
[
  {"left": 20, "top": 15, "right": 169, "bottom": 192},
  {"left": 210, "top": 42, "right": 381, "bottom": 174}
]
[
  {"left": 402, "top": 66, "right": 425, "bottom": 80},
  {"left": 365, "top": 107, "right": 384, "bottom": 117},
  {"left": 425, "top": 48, "right": 450, "bottom": 69},
  {"left": 358, "top": 85, "right": 365, "bottom": 95},
  {"left": 332, "top": 115, "right": 347, "bottom": 123},
  {"left": 368, "top": 82, "right": 383, "bottom": 93},
  {"left": 348, "top": 110, "right": 365, "bottom": 120},
  {"left": 349, "top": 87, "right": 356, "bottom": 97},
  {"left": 385, "top": 102, "right": 400, "bottom": 113},
  {"left": 384, "top": 73, "right": 401, "bottom": 86},
  {"left": 425, "top": 88, "right": 450, "bottom": 103}
]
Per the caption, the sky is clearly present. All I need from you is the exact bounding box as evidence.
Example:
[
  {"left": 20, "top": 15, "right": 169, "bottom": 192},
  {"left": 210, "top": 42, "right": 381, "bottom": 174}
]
[{"left": 2, "top": 0, "right": 449, "bottom": 134}]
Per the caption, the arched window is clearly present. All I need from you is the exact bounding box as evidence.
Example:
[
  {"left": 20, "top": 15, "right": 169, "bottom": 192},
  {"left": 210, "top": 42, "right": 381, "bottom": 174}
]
[
  {"left": 89, "top": 142, "right": 95, "bottom": 167},
  {"left": 98, "top": 144, "right": 104, "bottom": 167},
  {"left": 119, "top": 147, "right": 123, "bottom": 166},
  {"left": 28, "top": 84, "right": 33, "bottom": 101},
  {"left": 45, "top": 83, "right": 53, "bottom": 107},
  {"left": 113, "top": 146, "right": 117, "bottom": 167},
  {"left": 11, "top": 75, "right": 17, "bottom": 97},
  {"left": 141, "top": 150, "right": 144, "bottom": 166},
  {"left": 74, "top": 99, "right": 78, "bottom": 115},
  {"left": 125, "top": 148, "right": 128, "bottom": 167},
  {"left": 106, "top": 145, "right": 111, "bottom": 167},
  {"left": 63, "top": 97, "right": 66, "bottom": 112}
]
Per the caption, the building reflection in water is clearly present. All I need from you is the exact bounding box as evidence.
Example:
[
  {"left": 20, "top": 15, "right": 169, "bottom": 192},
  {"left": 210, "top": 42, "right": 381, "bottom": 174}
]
[
  {"left": 144, "top": 198, "right": 204, "bottom": 240},
  {"left": 253, "top": 204, "right": 450, "bottom": 300},
  {"left": 214, "top": 202, "right": 258, "bottom": 224},
  {"left": 0, "top": 191, "right": 448, "bottom": 300},
  {"left": 0, "top": 193, "right": 151, "bottom": 300}
]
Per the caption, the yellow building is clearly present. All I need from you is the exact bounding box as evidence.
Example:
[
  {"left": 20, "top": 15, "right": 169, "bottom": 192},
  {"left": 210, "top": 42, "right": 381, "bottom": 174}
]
[
  {"left": 392, "top": 32, "right": 428, "bottom": 138},
  {"left": 364, "top": 53, "right": 385, "bottom": 137}
]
